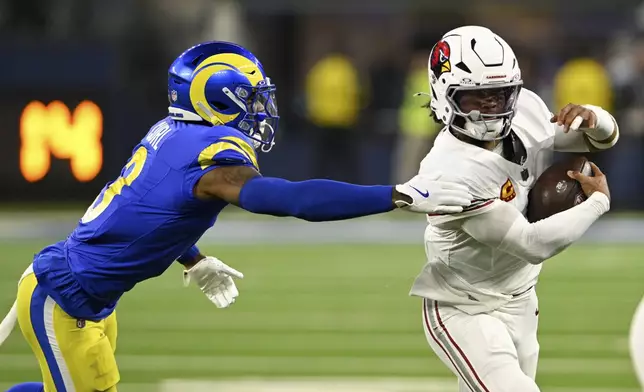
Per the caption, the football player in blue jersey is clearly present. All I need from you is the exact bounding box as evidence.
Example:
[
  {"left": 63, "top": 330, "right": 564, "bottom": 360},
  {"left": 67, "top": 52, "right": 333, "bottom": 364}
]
[{"left": 1, "top": 41, "right": 472, "bottom": 392}]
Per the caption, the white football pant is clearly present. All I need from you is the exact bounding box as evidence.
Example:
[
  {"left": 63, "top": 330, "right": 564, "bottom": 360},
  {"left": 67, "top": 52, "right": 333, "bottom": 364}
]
[
  {"left": 422, "top": 290, "right": 540, "bottom": 392},
  {"left": 629, "top": 297, "right": 644, "bottom": 390}
]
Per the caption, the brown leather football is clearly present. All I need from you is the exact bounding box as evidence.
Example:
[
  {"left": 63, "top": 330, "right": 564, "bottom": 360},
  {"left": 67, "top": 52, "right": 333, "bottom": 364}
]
[{"left": 526, "top": 155, "right": 592, "bottom": 223}]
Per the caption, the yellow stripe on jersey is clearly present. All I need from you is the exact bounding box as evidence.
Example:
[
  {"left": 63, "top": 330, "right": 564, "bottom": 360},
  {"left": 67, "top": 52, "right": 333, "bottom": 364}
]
[
  {"left": 220, "top": 136, "right": 258, "bottom": 166},
  {"left": 198, "top": 138, "right": 258, "bottom": 170}
]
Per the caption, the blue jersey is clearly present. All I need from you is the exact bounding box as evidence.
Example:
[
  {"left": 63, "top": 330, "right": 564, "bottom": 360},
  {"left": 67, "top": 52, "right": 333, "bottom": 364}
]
[{"left": 32, "top": 118, "right": 259, "bottom": 320}]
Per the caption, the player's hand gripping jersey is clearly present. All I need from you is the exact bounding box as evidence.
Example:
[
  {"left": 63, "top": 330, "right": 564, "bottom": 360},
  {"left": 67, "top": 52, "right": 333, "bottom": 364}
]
[
  {"left": 33, "top": 119, "right": 257, "bottom": 320},
  {"left": 410, "top": 89, "right": 611, "bottom": 314}
]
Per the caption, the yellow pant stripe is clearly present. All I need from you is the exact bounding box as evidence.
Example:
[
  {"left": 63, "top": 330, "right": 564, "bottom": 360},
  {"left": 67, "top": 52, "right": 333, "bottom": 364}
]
[
  {"left": 16, "top": 273, "right": 58, "bottom": 390},
  {"left": 16, "top": 272, "right": 120, "bottom": 391}
]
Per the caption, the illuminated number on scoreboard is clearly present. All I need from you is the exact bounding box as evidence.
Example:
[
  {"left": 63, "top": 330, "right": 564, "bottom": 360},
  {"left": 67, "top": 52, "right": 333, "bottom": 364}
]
[{"left": 20, "top": 100, "right": 103, "bottom": 182}]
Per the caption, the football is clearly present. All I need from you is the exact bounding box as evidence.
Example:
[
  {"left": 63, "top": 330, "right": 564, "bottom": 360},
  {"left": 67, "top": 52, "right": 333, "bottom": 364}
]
[{"left": 526, "top": 155, "right": 592, "bottom": 223}]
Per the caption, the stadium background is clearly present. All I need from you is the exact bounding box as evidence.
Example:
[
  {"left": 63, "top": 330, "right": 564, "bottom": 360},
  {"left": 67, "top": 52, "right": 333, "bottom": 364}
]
[{"left": 0, "top": 0, "right": 643, "bottom": 390}]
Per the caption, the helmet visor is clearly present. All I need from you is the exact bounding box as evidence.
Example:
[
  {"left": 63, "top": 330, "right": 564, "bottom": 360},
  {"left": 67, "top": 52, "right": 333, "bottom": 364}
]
[{"left": 448, "top": 82, "right": 522, "bottom": 120}]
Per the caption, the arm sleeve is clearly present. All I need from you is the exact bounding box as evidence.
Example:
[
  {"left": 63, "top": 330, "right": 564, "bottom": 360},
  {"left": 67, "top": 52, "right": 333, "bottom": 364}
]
[
  {"left": 238, "top": 176, "right": 395, "bottom": 222},
  {"left": 459, "top": 192, "right": 610, "bottom": 264},
  {"left": 553, "top": 124, "right": 592, "bottom": 152}
]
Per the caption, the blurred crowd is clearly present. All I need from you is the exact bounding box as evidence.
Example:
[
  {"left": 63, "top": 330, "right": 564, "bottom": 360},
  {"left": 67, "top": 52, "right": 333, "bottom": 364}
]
[{"left": 2, "top": 0, "right": 644, "bottom": 209}]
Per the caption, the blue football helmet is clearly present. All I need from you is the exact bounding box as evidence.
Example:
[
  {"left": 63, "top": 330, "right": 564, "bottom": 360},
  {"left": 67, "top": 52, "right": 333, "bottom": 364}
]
[{"left": 168, "top": 41, "right": 278, "bottom": 152}]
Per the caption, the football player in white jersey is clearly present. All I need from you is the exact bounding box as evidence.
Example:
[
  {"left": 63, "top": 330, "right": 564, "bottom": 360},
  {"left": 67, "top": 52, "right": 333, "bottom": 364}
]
[
  {"left": 411, "top": 26, "right": 619, "bottom": 392},
  {"left": 629, "top": 299, "right": 644, "bottom": 389}
]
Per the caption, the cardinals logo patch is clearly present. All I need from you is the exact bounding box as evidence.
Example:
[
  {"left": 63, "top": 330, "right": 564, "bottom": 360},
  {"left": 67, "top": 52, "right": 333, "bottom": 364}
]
[
  {"left": 430, "top": 40, "right": 451, "bottom": 78},
  {"left": 500, "top": 179, "right": 516, "bottom": 202}
]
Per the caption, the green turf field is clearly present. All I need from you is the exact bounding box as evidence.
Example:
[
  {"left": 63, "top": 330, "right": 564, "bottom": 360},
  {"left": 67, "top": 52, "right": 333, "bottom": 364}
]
[{"left": 0, "top": 241, "right": 642, "bottom": 391}]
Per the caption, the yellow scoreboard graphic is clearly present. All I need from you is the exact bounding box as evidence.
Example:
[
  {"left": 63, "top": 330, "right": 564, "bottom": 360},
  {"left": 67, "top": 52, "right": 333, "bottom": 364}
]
[{"left": 19, "top": 100, "right": 103, "bottom": 183}]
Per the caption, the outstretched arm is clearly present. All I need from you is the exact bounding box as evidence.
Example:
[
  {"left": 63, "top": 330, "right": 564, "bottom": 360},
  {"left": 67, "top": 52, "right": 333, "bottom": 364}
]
[
  {"left": 194, "top": 165, "right": 472, "bottom": 221},
  {"left": 195, "top": 165, "right": 397, "bottom": 221}
]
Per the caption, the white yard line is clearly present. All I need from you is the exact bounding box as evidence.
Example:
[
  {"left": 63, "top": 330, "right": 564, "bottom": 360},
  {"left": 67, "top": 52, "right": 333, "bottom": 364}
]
[
  {"left": 159, "top": 378, "right": 459, "bottom": 392},
  {"left": 1, "top": 379, "right": 638, "bottom": 392},
  {"left": 159, "top": 378, "right": 641, "bottom": 392},
  {"left": 0, "top": 354, "right": 634, "bottom": 374}
]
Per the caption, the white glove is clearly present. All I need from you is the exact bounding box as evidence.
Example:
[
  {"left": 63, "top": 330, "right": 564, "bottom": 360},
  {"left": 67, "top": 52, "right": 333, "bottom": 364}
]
[
  {"left": 394, "top": 175, "right": 472, "bottom": 214},
  {"left": 183, "top": 256, "right": 244, "bottom": 308}
]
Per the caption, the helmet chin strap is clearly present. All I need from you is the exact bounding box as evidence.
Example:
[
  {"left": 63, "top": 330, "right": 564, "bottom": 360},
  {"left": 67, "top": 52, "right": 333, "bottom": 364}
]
[
  {"left": 260, "top": 122, "right": 275, "bottom": 152},
  {"left": 250, "top": 120, "right": 275, "bottom": 152},
  {"left": 462, "top": 110, "right": 504, "bottom": 140}
]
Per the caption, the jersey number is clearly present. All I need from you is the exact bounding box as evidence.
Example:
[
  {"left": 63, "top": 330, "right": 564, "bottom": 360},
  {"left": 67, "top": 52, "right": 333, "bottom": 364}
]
[{"left": 81, "top": 146, "right": 148, "bottom": 223}]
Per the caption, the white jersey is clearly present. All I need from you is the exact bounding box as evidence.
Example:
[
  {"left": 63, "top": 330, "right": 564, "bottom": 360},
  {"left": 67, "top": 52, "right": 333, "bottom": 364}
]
[{"left": 410, "top": 88, "right": 556, "bottom": 314}]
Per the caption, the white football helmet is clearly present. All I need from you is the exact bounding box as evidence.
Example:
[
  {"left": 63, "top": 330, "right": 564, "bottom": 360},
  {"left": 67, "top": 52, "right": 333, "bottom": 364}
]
[{"left": 428, "top": 26, "right": 522, "bottom": 141}]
